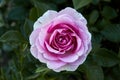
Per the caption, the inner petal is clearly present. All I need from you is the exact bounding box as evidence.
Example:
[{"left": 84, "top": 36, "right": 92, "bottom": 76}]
[{"left": 45, "top": 42, "right": 64, "bottom": 54}]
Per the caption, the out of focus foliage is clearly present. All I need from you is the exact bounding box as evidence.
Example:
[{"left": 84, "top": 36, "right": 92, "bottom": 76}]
[{"left": 0, "top": 0, "right": 120, "bottom": 80}]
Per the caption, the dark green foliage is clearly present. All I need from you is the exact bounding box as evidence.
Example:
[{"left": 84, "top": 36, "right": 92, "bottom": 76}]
[{"left": 0, "top": 0, "right": 120, "bottom": 80}]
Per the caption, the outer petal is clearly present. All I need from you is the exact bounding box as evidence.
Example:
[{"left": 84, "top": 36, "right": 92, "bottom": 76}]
[
  {"left": 37, "top": 52, "right": 47, "bottom": 63},
  {"left": 38, "top": 28, "right": 47, "bottom": 47},
  {"left": 29, "top": 29, "right": 40, "bottom": 45},
  {"left": 86, "top": 42, "right": 92, "bottom": 55},
  {"left": 43, "top": 52, "right": 58, "bottom": 60},
  {"left": 54, "top": 65, "right": 78, "bottom": 72},
  {"left": 54, "top": 55, "right": 87, "bottom": 72},
  {"left": 76, "top": 44, "right": 85, "bottom": 56},
  {"left": 35, "top": 38, "right": 45, "bottom": 53},
  {"left": 48, "top": 14, "right": 79, "bottom": 34},
  {"left": 30, "top": 45, "right": 38, "bottom": 59},
  {"left": 79, "top": 28, "right": 92, "bottom": 54},
  {"left": 59, "top": 7, "right": 87, "bottom": 25},
  {"left": 47, "top": 60, "right": 66, "bottom": 69},
  {"left": 58, "top": 54, "right": 79, "bottom": 63},
  {"left": 34, "top": 10, "right": 58, "bottom": 30},
  {"left": 70, "top": 55, "right": 87, "bottom": 65}
]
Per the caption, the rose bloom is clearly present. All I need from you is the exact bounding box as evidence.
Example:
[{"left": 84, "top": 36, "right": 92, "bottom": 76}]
[{"left": 29, "top": 7, "right": 92, "bottom": 72}]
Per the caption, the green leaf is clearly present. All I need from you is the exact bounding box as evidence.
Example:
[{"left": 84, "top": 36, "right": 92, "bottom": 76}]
[
  {"left": 92, "top": 0, "right": 100, "bottom": 5},
  {"left": 92, "top": 48, "right": 120, "bottom": 67},
  {"left": 29, "top": 7, "right": 38, "bottom": 21},
  {"left": 103, "top": 0, "right": 111, "bottom": 2},
  {"left": 72, "top": 0, "right": 92, "bottom": 10},
  {"left": 23, "top": 19, "right": 33, "bottom": 39},
  {"left": 7, "top": 6, "right": 27, "bottom": 20},
  {"left": 92, "top": 33, "right": 102, "bottom": 43},
  {"left": 118, "top": 48, "right": 120, "bottom": 58},
  {"left": 101, "top": 24, "right": 120, "bottom": 42},
  {"left": 0, "top": 0, "right": 5, "bottom": 7},
  {"left": 102, "top": 6, "right": 117, "bottom": 19},
  {"left": 27, "top": 73, "right": 40, "bottom": 80},
  {"left": 105, "top": 75, "right": 114, "bottom": 80},
  {"left": 0, "top": 30, "right": 25, "bottom": 42},
  {"left": 32, "top": 0, "right": 57, "bottom": 16},
  {"left": 83, "top": 57, "right": 104, "bottom": 80},
  {"left": 111, "top": 67, "right": 120, "bottom": 80},
  {"left": 35, "top": 67, "right": 49, "bottom": 73},
  {"left": 53, "top": 0, "right": 66, "bottom": 4},
  {"left": 3, "top": 43, "right": 15, "bottom": 52},
  {"left": 0, "top": 12, "right": 4, "bottom": 27},
  {"left": 0, "top": 0, "right": 2, "bottom": 3},
  {"left": 98, "top": 19, "right": 111, "bottom": 29},
  {"left": 89, "top": 10, "right": 99, "bottom": 24}
]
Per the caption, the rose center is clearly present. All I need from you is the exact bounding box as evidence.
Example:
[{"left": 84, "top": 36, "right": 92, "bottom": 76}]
[{"left": 57, "top": 35, "right": 67, "bottom": 44}]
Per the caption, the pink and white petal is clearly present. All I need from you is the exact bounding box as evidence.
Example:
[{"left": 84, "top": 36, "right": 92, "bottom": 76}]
[
  {"left": 80, "top": 30, "right": 92, "bottom": 54},
  {"left": 30, "top": 45, "right": 38, "bottom": 59},
  {"left": 52, "top": 14, "right": 74, "bottom": 27},
  {"left": 59, "top": 7, "right": 87, "bottom": 25},
  {"left": 76, "top": 44, "right": 85, "bottom": 56},
  {"left": 43, "top": 52, "right": 58, "bottom": 60},
  {"left": 54, "top": 55, "right": 87, "bottom": 72},
  {"left": 50, "top": 14, "right": 82, "bottom": 36},
  {"left": 54, "top": 64, "right": 78, "bottom": 72},
  {"left": 71, "top": 33, "right": 82, "bottom": 51},
  {"left": 45, "top": 42, "right": 60, "bottom": 54},
  {"left": 38, "top": 28, "right": 47, "bottom": 47},
  {"left": 34, "top": 10, "right": 58, "bottom": 30},
  {"left": 58, "top": 54, "right": 79, "bottom": 63},
  {"left": 82, "top": 30, "right": 92, "bottom": 43},
  {"left": 29, "top": 29, "right": 40, "bottom": 45},
  {"left": 35, "top": 38, "right": 44, "bottom": 53},
  {"left": 71, "top": 55, "right": 87, "bottom": 66},
  {"left": 37, "top": 52, "right": 47, "bottom": 63},
  {"left": 36, "top": 38, "right": 59, "bottom": 60},
  {"left": 76, "top": 21, "right": 91, "bottom": 43},
  {"left": 33, "top": 21, "right": 42, "bottom": 30},
  {"left": 47, "top": 60, "right": 66, "bottom": 69},
  {"left": 49, "top": 29, "right": 63, "bottom": 44},
  {"left": 86, "top": 43, "right": 92, "bottom": 55},
  {"left": 45, "top": 42, "right": 65, "bottom": 54}
]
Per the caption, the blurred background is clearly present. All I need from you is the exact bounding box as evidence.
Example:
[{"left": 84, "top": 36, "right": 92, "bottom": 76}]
[{"left": 0, "top": 0, "right": 120, "bottom": 80}]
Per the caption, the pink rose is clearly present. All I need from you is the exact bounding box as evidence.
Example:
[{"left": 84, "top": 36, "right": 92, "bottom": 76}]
[{"left": 29, "top": 7, "right": 92, "bottom": 72}]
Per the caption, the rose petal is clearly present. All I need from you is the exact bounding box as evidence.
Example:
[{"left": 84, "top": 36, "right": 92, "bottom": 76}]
[
  {"left": 76, "top": 44, "right": 85, "bottom": 56},
  {"left": 71, "top": 33, "right": 82, "bottom": 52},
  {"left": 30, "top": 45, "right": 38, "bottom": 59},
  {"left": 35, "top": 38, "right": 44, "bottom": 53},
  {"left": 58, "top": 54, "right": 79, "bottom": 63},
  {"left": 86, "top": 43, "right": 92, "bottom": 55},
  {"left": 49, "top": 29, "right": 63, "bottom": 44},
  {"left": 47, "top": 60, "right": 66, "bottom": 69},
  {"left": 54, "top": 55, "right": 87, "bottom": 72},
  {"left": 54, "top": 64, "right": 78, "bottom": 72},
  {"left": 38, "top": 28, "right": 47, "bottom": 47},
  {"left": 48, "top": 15, "right": 81, "bottom": 37},
  {"left": 38, "top": 52, "right": 47, "bottom": 63},
  {"left": 71, "top": 55, "right": 87, "bottom": 65},
  {"left": 59, "top": 7, "right": 87, "bottom": 25},
  {"left": 51, "top": 14, "right": 74, "bottom": 29},
  {"left": 43, "top": 52, "right": 58, "bottom": 60},
  {"left": 34, "top": 10, "right": 58, "bottom": 30},
  {"left": 29, "top": 29, "right": 40, "bottom": 45},
  {"left": 45, "top": 41, "right": 61, "bottom": 54},
  {"left": 79, "top": 28, "right": 91, "bottom": 54}
]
